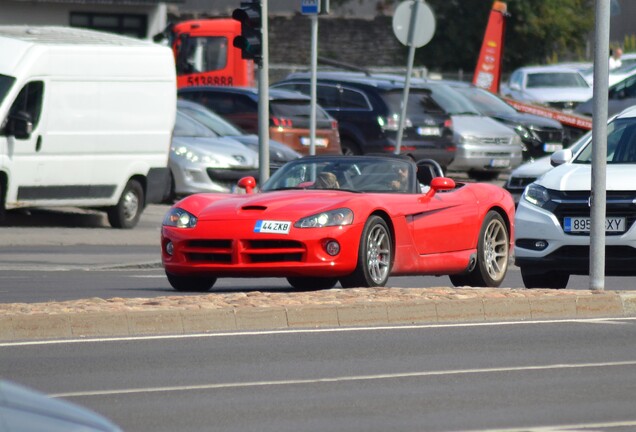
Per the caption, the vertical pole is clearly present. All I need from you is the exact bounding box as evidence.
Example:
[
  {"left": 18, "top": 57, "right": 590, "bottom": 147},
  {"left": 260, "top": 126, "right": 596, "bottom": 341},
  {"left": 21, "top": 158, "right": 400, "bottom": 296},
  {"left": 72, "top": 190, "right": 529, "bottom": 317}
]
[
  {"left": 258, "top": 0, "right": 270, "bottom": 184},
  {"left": 589, "top": 0, "right": 610, "bottom": 290},
  {"left": 310, "top": 14, "right": 318, "bottom": 156},
  {"left": 395, "top": 0, "right": 420, "bottom": 155}
]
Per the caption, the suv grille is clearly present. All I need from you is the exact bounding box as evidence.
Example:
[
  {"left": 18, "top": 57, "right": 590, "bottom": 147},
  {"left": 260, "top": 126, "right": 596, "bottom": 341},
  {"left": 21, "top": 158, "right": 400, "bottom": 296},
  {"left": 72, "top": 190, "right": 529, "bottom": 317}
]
[
  {"left": 477, "top": 137, "right": 512, "bottom": 145},
  {"left": 546, "top": 190, "right": 636, "bottom": 236}
]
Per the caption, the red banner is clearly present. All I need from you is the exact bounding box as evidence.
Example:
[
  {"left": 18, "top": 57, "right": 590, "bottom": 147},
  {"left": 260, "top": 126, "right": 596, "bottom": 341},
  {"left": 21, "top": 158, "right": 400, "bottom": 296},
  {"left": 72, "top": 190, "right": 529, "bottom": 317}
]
[
  {"left": 502, "top": 97, "right": 593, "bottom": 130},
  {"left": 473, "top": 1, "right": 507, "bottom": 93}
]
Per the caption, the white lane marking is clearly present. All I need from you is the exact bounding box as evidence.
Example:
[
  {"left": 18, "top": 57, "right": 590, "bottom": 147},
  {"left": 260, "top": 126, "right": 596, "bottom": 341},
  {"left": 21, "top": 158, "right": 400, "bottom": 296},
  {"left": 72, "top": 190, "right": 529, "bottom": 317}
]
[
  {"left": 50, "top": 360, "right": 636, "bottom": 398},
  {"left": 3, "top": 316, "right": 636, "bottom": 348},
  {"left": 455, "top": 419, "right": 636, "bottom": 431}
]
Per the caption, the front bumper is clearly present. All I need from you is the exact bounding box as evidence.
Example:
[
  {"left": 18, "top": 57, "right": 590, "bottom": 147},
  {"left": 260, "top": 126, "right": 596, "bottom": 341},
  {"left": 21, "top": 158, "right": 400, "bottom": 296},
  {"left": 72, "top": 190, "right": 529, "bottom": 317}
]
[{"left": 448, "top": 143, "right": 523, "bottom": 172}]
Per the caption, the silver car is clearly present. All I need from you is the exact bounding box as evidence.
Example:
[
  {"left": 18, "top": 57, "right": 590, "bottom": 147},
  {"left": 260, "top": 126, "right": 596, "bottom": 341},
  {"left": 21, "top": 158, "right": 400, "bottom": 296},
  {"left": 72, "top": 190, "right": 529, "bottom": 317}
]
[
  {"left": 168, "top": 110, "right": 258, "bottom": 199},
  {"left": 419, "top": 81, "right": 523, "bottom": 180}
]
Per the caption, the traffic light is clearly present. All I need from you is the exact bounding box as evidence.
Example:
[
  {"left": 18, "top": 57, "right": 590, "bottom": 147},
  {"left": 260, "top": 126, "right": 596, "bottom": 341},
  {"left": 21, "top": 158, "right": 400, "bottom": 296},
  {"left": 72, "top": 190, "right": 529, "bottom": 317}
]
[{"left": 232, "top": 1, "right": 262, "bottom": 65}]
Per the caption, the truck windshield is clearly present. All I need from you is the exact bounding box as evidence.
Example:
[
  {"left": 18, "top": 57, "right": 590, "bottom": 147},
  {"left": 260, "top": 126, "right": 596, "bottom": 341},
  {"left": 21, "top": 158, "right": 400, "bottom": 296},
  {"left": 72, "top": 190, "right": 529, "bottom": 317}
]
[
  {"left": 0, "top": 74, "right": 16, "bottom": 107},
  {"left": 177, "top": 36, "right": 228, "bottom": 74}
]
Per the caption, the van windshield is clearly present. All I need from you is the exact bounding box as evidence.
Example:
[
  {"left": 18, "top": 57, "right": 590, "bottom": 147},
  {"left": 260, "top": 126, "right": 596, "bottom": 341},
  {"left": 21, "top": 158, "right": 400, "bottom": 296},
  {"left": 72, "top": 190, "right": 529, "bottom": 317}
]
[{"left": 0, "top": 74, "right": 16, "bottom": 107}]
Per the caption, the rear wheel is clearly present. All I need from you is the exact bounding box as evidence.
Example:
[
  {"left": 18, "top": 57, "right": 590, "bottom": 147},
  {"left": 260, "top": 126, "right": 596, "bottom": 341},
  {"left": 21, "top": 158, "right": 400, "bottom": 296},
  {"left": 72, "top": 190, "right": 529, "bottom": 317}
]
[
  {"left": 286, "top": 277, "right": 339, "bottom": 290},
  {"left": 166, "top": 273, "right": 216, "bottom": 292},
  {"left": 521, "top": 269, "right": 569, "bottom": 289},
  {"left": 340, "top": 215, "right": 392, "bottom": 288},
  {"left": 107, "top": 179, "right": 144, "bottom": 229},
  {"left": 449, "top": 211, "right": 509, "bottom": 287}
]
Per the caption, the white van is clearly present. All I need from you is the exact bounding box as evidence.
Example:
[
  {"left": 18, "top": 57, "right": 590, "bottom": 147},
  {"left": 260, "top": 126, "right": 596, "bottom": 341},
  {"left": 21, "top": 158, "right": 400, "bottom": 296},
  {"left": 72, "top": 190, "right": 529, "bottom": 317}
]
[{"left": 0, "top": 26, "right": 176, "bottom": 228}]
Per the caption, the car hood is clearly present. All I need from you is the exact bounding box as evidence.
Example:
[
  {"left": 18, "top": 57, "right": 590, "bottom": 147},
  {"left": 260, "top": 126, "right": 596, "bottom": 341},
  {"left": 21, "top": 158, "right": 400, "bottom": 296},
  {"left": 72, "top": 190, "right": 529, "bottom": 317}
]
[
  {"left": 491, "top": 111, "right": 562, "bottom": 129},
  {"left": 537, "top": 163, "right": 636, "bottom": 191},
  {"left": 451, "top": 114, "right": 516, "bottom": 137},
  {"left": 509, "top": 155, "right": 553, "bottom": 178},
  {"left": 171, "top": 136, "right": 258, "bottom": 168},
  {"left": 195, "top": 190, "right": 356, "bottom": 222},
  {"left": 226, "top": 134, "right": 302, "bottom": 161},
  {"left": 522, "top": 88, "right": 593, "bottom": 103}
]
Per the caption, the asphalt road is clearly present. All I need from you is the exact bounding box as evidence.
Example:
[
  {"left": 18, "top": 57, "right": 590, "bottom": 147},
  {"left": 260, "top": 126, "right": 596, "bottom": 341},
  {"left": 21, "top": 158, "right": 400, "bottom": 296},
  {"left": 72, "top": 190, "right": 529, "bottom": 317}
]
[{"left": 3, "top": 318, "right": 636, "bottom": 432}]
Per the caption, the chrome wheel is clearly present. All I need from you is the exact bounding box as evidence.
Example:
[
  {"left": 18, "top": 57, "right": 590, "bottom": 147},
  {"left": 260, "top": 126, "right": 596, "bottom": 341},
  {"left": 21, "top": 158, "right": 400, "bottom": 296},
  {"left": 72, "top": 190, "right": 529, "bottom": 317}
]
[
  {"left": 482, "top": 216, "right": 508, "bottom": 282},
  {"left": 366, "top": 223, "right": 391, "bottom": 284}
]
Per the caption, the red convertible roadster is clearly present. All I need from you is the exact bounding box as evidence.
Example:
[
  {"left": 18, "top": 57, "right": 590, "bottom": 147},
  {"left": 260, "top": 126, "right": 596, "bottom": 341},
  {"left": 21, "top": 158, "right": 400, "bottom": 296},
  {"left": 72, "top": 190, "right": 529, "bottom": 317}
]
[{"left": 161, "top": 155, "right": 515, "bottom": 291}]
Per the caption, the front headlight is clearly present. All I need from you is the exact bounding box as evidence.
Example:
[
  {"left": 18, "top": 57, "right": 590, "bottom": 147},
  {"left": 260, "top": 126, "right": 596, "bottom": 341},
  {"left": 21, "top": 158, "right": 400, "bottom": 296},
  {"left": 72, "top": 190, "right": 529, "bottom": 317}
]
[
  {"left": 163, "top": 208, "right": 198, "bottom": 228},
  {"left": 523, "top": 183, "right": 551, "bottom": 208},
  {"left": 295, "top": 208, "right": 354, "bottom": 228},
  {"left": 172, "top": 146, "right": 220, "bottom": 165}
]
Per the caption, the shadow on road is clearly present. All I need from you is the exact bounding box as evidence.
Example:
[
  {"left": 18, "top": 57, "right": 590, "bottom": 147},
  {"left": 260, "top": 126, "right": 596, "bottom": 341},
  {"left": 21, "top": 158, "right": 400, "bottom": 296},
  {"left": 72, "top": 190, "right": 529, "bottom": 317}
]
[{"left": 0, "top": 208, "right": 109, "bottom": 228}]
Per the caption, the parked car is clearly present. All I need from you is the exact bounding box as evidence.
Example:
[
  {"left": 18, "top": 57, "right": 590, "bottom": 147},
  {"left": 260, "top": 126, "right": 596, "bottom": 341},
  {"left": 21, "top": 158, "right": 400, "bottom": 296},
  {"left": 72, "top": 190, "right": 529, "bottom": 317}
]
[
  {"left": 514, "top": 106, "right": 636, "bottom": 288},
  {"left": 443, "top": 80, "right": 565, "bottom": 161},
  {"left": 501, "top": 65, "right": 593, "bottom": 112},
  {"left": 177, "top": 99, "right": 301, "bottom": 174},
  {"left": 575, "top": 69, "right": 636, "bottom": 118},
  {"left": 504, "top": 130, "right": 591, "bottom": 203},
  {"left": 272, "top": 72, "right": 456, "bottom": 169},
  {"left": 162, "top": 154, "right": 515, "bottom": 291},
  {"left": 168, "top": 109, "right": 259, "bottom": 198},
  {"left": 414, "top": 80, "right": 523, "bottom": 180},
  {"left": 178, "top": 86, "right": 342, "bottom": 156}
]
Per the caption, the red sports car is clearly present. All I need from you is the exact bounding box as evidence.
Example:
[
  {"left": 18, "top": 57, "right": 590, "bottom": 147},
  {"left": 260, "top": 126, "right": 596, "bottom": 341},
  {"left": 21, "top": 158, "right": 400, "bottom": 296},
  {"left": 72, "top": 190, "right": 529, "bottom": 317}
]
[{"left": 161, "top": 155, "right": 515, "bottom": 291}]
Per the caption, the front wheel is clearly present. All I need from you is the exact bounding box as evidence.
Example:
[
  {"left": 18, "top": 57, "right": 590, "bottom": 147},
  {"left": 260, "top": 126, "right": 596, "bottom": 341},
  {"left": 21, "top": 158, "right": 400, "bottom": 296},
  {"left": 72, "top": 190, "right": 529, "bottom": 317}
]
[
  {"left": 340, "top": 215, "right": 392, "bottom": 288},
  {"left": 107, "top": 179, "right": 144, "bottom": 229},
  {"left": 286, "top": 277, "right": 339, "bottom": 290},
  {"left": 521, "top": 269, "right": 569, "bottom": 289},
  {"left": 449, "top": 211, "right": 509, "bottom": 287},
  {"left": 166, "top": 273, "right": 216, "bottom": 292}
]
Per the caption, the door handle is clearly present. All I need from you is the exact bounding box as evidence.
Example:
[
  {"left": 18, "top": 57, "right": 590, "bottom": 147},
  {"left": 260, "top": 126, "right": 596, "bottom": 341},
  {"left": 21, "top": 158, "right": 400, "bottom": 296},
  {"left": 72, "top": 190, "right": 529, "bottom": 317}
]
[{"left": 35, "top": 135, "right": 42, "bottom": 152}]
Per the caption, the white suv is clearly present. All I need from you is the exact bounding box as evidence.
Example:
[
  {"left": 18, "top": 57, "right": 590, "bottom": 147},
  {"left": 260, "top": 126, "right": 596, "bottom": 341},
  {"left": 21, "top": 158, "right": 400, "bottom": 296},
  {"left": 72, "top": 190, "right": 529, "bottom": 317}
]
[{"left": 514, "top": 106, "right": 636, "bottom": 288}]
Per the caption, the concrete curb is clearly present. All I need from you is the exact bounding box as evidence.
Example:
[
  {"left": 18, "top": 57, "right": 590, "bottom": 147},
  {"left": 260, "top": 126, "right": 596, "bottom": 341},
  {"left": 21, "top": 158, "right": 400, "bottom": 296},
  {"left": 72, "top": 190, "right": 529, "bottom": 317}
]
[{"left": 2, "top": 291, "right": 636, "bottom": 342}]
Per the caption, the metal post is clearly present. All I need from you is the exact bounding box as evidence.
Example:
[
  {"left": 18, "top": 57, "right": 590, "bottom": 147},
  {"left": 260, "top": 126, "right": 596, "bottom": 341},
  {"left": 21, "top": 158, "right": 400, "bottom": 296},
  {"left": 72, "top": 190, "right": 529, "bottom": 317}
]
[
  {"left": 309, "top": 14, "right": 318, "bottom": 156},
  {"left": 395, "top": 0, "right": 420, "bottom": 155},
  {"left": 590, "top": 0, "right": 611, "bottom": 290},
  {"left": 258, "top": 0, "right": 270, "bottom": 184}
]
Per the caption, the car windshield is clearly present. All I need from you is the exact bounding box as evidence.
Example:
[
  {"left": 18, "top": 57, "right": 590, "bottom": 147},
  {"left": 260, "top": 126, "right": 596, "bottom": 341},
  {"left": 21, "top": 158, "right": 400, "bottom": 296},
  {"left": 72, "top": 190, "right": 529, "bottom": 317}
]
[
  {"left": 452, "top": 86, "right": 517, "bottom": 116},
  {"left": 422, "top": 83, "right": 480, "bottom": 115},
  {"left": 382, "top": 89, "right": 446, "bottom": 115},
  {"left": 174, "top": 111, "right": 218, "bottom": 138},
  {"left": 270, "top": 99, "right": 331, "bottom": 120},
  {"left": 261, "top": 156, "right": 417, "bottom": 193},
  {"left": 526, "top": 72, "right": 589, "bottom": 88},
  {"left": 180, "top": 106, "right": 244, "bottom": 136},
  {"left": 574, "top": 118, "right": 636, "bottom": 164}
]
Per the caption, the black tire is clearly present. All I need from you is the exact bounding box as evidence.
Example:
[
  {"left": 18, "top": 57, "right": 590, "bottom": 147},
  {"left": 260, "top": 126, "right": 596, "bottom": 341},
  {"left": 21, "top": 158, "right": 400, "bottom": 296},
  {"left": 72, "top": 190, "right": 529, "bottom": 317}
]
[
  {"left": 166, "top": 272, "right": 216, "bottom": 292},
  {"left": 162, "top": 171, "right": 176, "bottom": 204},
  {"left": 286, "top": 277, "right": 339, "bottom": 290},
  {"left": 341, "top": 139, "right": 361, "bottom": 156},
  {"left": 521, "top": 269, "right": 569, "bottom": 289},
  {"left": 340, "top": 215, "right": 392, "bottom": 288},
  {"left": 449, "top": 211, "right": 509, "bottom": 287},
  {"left": 107, "top": 179, "right": 144, "bottom": 229}
]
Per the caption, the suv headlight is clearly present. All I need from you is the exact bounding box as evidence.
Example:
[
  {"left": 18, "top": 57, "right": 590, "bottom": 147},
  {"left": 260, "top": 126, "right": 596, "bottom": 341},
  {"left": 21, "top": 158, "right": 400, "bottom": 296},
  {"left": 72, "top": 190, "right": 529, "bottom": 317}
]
[
  {"left": 172, "top": 146, "right": 220, "bottom": 165},
  {"left": 295, "top": 208, "right": 354, "bottom": 228},
  {"left": 163, "top": 208, "right": 197, "bottom": 228},
  {"left": 523, "top": 183, "right": 551, "bottom": 208}
]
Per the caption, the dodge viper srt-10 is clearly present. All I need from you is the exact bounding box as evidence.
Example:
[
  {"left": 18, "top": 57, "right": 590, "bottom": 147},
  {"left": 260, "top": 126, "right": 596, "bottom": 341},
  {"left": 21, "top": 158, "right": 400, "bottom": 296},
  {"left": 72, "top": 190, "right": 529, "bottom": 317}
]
[{"left": 161, "top": 155, "right": 515, "bottom": 291}]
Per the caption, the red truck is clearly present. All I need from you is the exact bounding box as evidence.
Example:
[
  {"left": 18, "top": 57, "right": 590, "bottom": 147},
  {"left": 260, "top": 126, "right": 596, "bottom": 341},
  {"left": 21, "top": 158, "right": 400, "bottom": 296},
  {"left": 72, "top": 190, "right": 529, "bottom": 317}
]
[{"left": 155, "top": 18, "right": 255, "bottom": 88}]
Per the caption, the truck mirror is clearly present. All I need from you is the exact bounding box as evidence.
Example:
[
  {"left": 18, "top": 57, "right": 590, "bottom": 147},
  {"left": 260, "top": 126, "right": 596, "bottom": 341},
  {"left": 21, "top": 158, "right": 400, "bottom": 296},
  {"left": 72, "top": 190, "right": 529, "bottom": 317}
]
[{"left": 8, "top": 111, "right": 33, "bottom": 139}]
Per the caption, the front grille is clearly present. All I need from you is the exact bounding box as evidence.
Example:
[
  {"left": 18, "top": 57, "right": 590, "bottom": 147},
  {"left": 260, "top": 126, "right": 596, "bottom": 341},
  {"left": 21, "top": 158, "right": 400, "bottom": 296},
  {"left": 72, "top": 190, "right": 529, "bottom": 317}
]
[
  {"left": 533, "top": 127, "right": 564, "bottom": 143},
  {"left": 181, "top": 238, "right": 306, "bottom": 264},
  {"left": 477, "top": 137, "right": 512, "bottom": 145},
  {"left": 546, "top": 190, "right": 636, "bottom": 236}
]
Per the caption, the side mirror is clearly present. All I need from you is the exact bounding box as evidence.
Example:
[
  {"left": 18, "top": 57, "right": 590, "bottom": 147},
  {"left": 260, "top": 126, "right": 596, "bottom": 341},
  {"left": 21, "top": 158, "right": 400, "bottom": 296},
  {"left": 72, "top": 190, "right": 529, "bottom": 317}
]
[
  {"left": 550, "top": 148, "right": 573, "bottom": 167},
  {"left": 509, "top": 82, "right": 521, "bottom": 91},
  {"left": 7, "top": 111, "right": 33, "bottom": 139},
  {"left": 425, "top": 177, "right": 455, "bottom": 198},
  {"left": 238, "top": 176, "right": 257, "bottom": 194}
]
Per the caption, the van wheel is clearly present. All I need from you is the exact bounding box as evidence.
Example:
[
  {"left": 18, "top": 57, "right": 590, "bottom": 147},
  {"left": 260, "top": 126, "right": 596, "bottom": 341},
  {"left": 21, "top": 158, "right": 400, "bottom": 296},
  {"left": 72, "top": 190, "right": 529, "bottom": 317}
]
[{"left": 107, "top": 179, "right": 144, "bottom": 229}]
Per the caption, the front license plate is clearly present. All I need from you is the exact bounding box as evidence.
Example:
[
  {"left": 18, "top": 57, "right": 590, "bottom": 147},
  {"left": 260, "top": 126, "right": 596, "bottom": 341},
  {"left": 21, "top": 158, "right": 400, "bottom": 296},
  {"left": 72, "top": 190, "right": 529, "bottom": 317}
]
[
  {"left": 417, "top": 126, "right": 441, "bottom": 136},
  {"left": 490, "top": 158, "right": 510, "bottom": 168},
  {"left": 563, "top": 216, "right": 626, "bottom": 233},
  {"left": 543, "top": 143, "right": 563, "bottom": 153},
  {"left": 254, "top": 220, "right": 292, "bottom": 234},
  {"left": 300, "top": 137, "right": 328, "bottom": 147}
]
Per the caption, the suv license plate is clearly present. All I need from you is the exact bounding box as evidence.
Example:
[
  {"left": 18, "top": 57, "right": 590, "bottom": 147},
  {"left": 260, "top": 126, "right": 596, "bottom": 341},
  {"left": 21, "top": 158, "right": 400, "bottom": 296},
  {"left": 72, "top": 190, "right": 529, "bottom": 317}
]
[
  {"left": 563, "top": 216, "right": 626, "bottom": 233},
  {"left": 543, "top": 143, "right": 563, "bottom": 153},
  {"left": 417, "top": 127, "right": 441, "bottom": 136},
  {"left": 490, "top": 159, "right": 510, "bottom": 168},
  {"left": 301, "top": 137, "right": 328, "bottom": 147}
]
